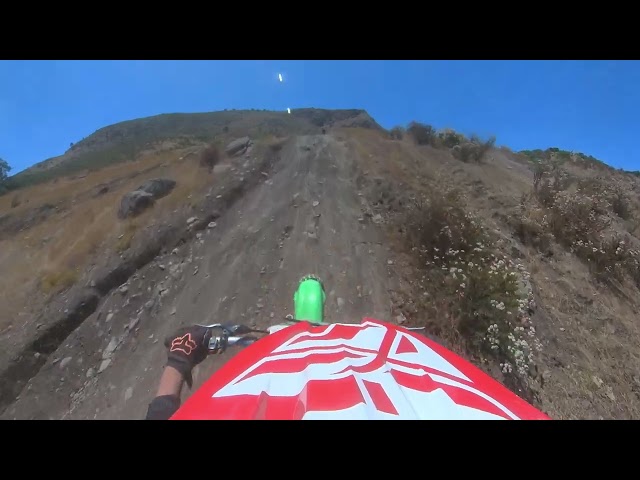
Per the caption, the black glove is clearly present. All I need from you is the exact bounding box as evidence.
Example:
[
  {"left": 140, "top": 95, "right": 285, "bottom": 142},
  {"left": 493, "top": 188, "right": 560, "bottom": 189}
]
[{"left": 164, "top": 325, "right": 212, "bottom": 388}]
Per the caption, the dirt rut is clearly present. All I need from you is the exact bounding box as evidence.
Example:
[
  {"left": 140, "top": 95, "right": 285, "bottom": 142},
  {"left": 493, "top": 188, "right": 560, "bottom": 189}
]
[{"left": 3, "top": 135, "right": 395, "bottom": 419}]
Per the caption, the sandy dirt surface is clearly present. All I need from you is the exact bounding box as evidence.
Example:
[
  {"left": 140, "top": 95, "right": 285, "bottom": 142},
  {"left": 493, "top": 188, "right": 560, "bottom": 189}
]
[{"left": 2, "top": 134, "right": 397, "bottom": 419}]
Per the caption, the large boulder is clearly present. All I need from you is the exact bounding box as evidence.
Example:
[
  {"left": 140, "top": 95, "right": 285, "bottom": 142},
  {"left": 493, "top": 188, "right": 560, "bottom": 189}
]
[
  {"left": 117, "top": 178, "right": 176, "bottom": 219},
  {"left": 137, "top": 178, "right": 176, "bottom": 199},
  {"left": 225, "top": 137, "right": 251, "bottom": 157},
  {"left": 118, "top": 191, "right": 154, "bottom": 219}
]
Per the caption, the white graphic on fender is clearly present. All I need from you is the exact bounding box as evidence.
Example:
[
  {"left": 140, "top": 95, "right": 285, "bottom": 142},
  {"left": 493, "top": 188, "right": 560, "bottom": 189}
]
[{"left": 210, "top": 321, "right": 521, "bottom": 419}]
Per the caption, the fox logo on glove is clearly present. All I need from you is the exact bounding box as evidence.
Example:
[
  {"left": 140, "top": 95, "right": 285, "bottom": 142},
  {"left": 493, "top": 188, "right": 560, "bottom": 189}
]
[{"left": 170, "top": 333, "right": 197, "bottom": 355}]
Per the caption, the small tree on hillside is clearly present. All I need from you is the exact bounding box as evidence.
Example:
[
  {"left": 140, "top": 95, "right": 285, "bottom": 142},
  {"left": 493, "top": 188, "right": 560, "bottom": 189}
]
[
  {"left": 407, "top": 122, "right": 436, "bottom": 146},
  {"left": 0, "top": 158, "right": 11, "bottom": 182},
  {"left": 0, "top": 158, "right": 11, "bottom": 195},
  {"left": 438, "top": 129, "right": 465, "bottom": 148},
  {"left": 469, "top": 134, "right": 496, "bottom": 163}
]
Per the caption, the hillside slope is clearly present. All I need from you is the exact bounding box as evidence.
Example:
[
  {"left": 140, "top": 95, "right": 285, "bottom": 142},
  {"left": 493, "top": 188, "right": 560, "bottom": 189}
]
[
  {"left": 345, "top": 128, "right": 640, "bottom": 419},
  {"left": 9, "top": 109, "right": 381, "bottom": 189},
  {"left": 2, "top": 134, "right": 395, "bottom": 419},
  {"left": 1, "top": 111, "right": 639, "bottom": 419}
]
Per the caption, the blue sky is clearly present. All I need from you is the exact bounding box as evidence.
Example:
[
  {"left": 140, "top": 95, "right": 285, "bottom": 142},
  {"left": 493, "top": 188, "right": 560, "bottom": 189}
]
[{"left": 0, "top": 60, "right": 638, "bottom": 174}]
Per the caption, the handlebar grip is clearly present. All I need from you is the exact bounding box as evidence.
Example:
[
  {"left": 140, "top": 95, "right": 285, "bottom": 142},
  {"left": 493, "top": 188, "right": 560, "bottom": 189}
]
[{"left": 227, "top": 336, "right": 259, "bottom": 347}]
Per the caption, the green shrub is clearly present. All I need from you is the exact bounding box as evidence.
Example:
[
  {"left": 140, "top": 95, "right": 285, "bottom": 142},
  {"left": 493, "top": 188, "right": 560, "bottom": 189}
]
[
  {"left": 41, "top": 269, "right": 78, "bottom": 294},
  {"left": 407, "top": 122, "right": 436, "bottom": 146},
  {"left": 438, "top": 130, "right": 465, "bottom": 148},
  {"left": 452, "top": 135, "right": 496, "bottom": 163}
]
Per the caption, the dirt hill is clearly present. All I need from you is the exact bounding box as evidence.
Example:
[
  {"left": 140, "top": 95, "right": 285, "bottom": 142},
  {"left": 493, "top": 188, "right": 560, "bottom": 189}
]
[
  {"left": 8, "top": 109, "right": 381, "bottom": 189},
  {"left": 0, "top": 110, "right": 638, "bottom": 419}
]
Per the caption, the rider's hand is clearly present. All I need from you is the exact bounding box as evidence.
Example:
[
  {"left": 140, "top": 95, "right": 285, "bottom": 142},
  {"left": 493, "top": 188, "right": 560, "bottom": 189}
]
[{"left": 164, "top": 325, "right": 212, "bottom": 388}]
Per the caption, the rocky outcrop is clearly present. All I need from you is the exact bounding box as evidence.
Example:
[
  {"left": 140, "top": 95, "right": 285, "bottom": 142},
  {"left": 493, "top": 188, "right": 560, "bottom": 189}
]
[
  {"left": 117, "top": 178, "right": 176, "bottom": 219},
  {"left": 118, "top": 191, "right": 155, "bottom": 219},
  {"left": 137, "top": 179, "right": 176, "bottom": 199},
  {"left": 225, "top": 137, "right": 251, "bottom": 157}
]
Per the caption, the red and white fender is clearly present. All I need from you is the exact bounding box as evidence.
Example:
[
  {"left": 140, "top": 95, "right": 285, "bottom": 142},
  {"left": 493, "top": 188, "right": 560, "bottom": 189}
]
[{"left": 172, "top": 319, "right": 550, "bottom": 420}]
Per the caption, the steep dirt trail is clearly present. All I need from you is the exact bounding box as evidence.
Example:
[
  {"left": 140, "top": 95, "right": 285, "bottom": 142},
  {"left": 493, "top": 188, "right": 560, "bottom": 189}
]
[{"left": 3, "top": 134, "right": 394, "bottom": 419}]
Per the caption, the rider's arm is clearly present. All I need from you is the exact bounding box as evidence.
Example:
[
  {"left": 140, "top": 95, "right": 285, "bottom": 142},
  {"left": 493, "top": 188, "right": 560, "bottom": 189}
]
[
  {"left": 156, "top": 365, "right": 185, "bottom": 397},
  {"left": 145, "top": 325, "right": 212, "bottom": 420},
  {"left": 145, "top": 366, "right": 185, "bottom": 420}
]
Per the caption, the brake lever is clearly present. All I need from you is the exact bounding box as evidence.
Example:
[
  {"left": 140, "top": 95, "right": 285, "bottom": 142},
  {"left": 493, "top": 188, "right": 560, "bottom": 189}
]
[
  {"left": 227, "top": 324, "right": 252, "bottom": 335},
  {"left": 198, "top": 323, "right": 270, "bottom": 335},
  {"left": 200, "top": 324, "right": 267, "bottom": 354},
  {"left": 197, "top": 323, "right": 249, "bottom": 334},
  {"left": 197, "top": 323, "right": 224, "bottom": 330}
]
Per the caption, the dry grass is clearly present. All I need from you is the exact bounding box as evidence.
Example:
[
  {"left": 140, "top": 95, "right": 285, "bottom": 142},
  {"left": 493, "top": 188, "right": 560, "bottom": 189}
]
[
  {"left": 115, "top": 220, "right": 139, "bottom": 253},
  {"left": 0, "top": 144, "right": 214, "bottom": 329},
  {"left": 524, "top": 251, "right": 640, "bottom": 419},
  {"left": 517, "top": 166, "right": 640, "bottom": 289},
  {"left": 41, "top": 269, "right": 78, "bottom": 294}
]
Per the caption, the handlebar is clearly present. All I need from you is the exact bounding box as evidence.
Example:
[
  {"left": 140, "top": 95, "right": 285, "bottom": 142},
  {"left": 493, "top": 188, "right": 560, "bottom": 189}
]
[
  {"left": 196, "top": 323, "right": 271, "bottom": 354},
  {"left": 227, "top": 335, "right": 259, "bottom": 347},
  {"left": 197, "top": 320, "right": 427, "bottom": 354}
]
